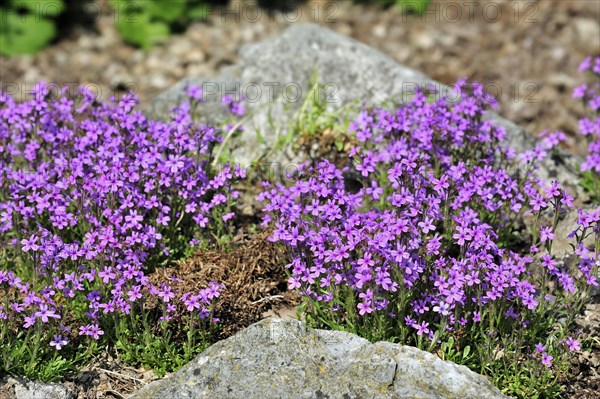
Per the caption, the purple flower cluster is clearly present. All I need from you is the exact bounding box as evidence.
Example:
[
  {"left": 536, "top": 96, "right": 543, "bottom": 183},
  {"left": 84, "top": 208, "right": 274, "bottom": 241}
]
[
  {"left": 0, "top": 82, "right": 240, "bottom": 352},
  {"left": 533, "top": 343, "right": 554, "bottom": 368},
  {"left": 259, "top": 81, "right": 598, "bottom": 351},
  {"left": 221, "top": 95, "right": 246, "bottom": 117},
  {"left": 573, "top": 56, "right": 600, "bottom": 174}
]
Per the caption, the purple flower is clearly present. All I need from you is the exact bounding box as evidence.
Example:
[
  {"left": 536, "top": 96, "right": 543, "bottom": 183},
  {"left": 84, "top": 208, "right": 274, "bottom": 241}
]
[
  {"left": 34, "top": 304, "right": 61, "bottom": 323},
  {"left": 453, "top": 225, "right": 472, "bottom": 246},
  {"left": 186, "top": 85, "right": 203, "bottom": 101},
  {"left": 579, "top": 57, "right": 592, "bottom": 72},
  {"left": 535, "top": 343, "right": 547, "bottom": 354},
  {"left": 541, "top": 353, "right": 553, "bottom": 368},
  {"left": 88, "top": 324, "right": 104, "bottom": 340},
  {"left": 357, "top": 302, "right": 373, "bottom": 315},
  {"left": 158, "top": 285, "right": 175, "bottom": 303},
  {"left": 539, "top": 226, "right": 555, "bottom": 243},
  {"left": 206, "top": 282, "right": 222, "bottom": 299},
  {"left": 288, "top": 276, "right": 301, "bottom": 290},
  {"left": 23, "top": 315, "right": 36, "bottom": 329},
  {"left": 183, "top": 294, "right": 201, "bottom": 312},
  {"left": 127, "top": 286, "right": 143, "bottom": 302},
  {"left": 418, "top": 217, "right": 436, "bottom": 234},
  {"left": 573, "top": 84, "right": 587, "bottom": 99},
  {"left": 21, "top": 236, "right": 39, "bottom": 253},
  {"left": 415, "top": 321, "right": 430, "bottom": 336},
  {"left": 50, "top": 335, "right": 68, "bottom": 350},
  {"left": 540, "top": 254, "right": 557, "bottom": 272},
  {"left": 79, "top": 324, "right": 91, "bottom": 336},
  {"left": 565, "top": 337, "right": 581, "bottom": 352}
]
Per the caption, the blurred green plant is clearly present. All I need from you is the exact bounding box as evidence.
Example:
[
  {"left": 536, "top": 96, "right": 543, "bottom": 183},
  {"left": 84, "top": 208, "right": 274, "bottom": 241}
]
[
  {"left": 400, "top": 0, "right": 431, "bottom": 14},
  {"left": 0, "top": 0, "right": 65, "bottom": 56},
  {"left": 108, "top": 0, "right": 210, "bottom": 50},
  {"left": 370, "top": 0, "right": 431, "bottom": 15}
]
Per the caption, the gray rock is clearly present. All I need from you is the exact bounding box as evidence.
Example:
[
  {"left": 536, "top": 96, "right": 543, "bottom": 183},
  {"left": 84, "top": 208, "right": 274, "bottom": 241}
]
[
  {"left": 147, "top": 24, "right": 584, "bottom": 197},
  {"left": 129, "top": 318, "right": 509, "bottom": 399},
  {"left": 146, "top": 23, "right": 430, "bottom": 166},
  {"left": 0, "top": 376, "right": 75, "bottom": 399}
]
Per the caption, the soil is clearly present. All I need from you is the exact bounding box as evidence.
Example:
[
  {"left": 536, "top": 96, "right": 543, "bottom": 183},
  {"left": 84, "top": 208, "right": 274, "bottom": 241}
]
[{"left": 0, "top": 0, "right": 599, "bottom": 398}]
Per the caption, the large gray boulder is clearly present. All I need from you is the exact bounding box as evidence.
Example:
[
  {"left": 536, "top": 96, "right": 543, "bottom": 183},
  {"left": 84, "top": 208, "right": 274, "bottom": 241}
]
[
  {"left": 147, "top": 23, "right": 429, "bottom": 167},
  {"left": 147, "top": 24, "right": 583, "bottom": 196},
  {"left": 129, "top": 318, "right": 509, "bottom": 399}
]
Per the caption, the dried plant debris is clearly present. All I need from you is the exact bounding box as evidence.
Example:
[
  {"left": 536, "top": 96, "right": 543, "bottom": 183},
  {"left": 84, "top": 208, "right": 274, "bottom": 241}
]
[{"left": 150, "top": 231, "right": 297, "bottom": 339}]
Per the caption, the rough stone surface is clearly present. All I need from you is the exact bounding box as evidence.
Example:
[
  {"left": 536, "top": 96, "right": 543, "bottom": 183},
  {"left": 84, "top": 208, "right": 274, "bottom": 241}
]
[
  {"left": 0, "top": 376, "right": 75, "bottom": 399},
  {"left": 129, "top": 318, "right": 509, "bottom": 399},
  {"left": 148, "top": 23, "right": 430, "bottom": 166},
  {"left": 148, "top": 24, "right": 584, "bottom": 198}
]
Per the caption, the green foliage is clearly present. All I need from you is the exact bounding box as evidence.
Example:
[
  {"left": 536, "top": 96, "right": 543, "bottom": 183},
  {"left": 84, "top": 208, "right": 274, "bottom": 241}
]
[
  {"left": 0, "top": 0, "right": 64, "bottom": 56},
  {"left": 437, "top": 337, "right": 476, "bottom": 369},
  {"left": 367, "top": 0, "right": 431, "bottom": 15},
  {"left": 113, "top": 307, "right": 217, "bottom": 377},
  {"left": 108, "top": 0, "right": 210, "bottom": 49},
  {"left": 581, "top": 170, "right": 600, "bottom": 202},
  {"left": 0, "top": 324, "right": 97, "bottom": 382},
  {"left": 267, "top": 74, "right": 357, "bottom": 162},
  {"left": 397, "top": 0, "right": 431, "bottom": 14},
  {"left": 0, "top": 0, "right": 212, "bottom": 54}
]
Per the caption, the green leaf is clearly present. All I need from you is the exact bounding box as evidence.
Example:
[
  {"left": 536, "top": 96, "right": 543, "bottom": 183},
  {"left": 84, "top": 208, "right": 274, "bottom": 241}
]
[
  {"left": 580, "top": 169, "right": 600, "bottom": 200},
  {"left": 255, "top": 129, "right": 265, "bottom": 145},
  {"left": 146, "top": 0, "right": 187, "bottom": 22},
  {"left": 463, "top": 345, "right": 471, "bottom": 359},
  {"left": 188, "top": 3, "right": 210, "bottom": 20},
  {"left": 397, "top": 0, "right": 431, "bottom": 15},
  {"left": 0, "top": 12, "right": 56, "bottom": 56},
  {"left": 115, "top": 12, "right": 169, "bottom": 50}
]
